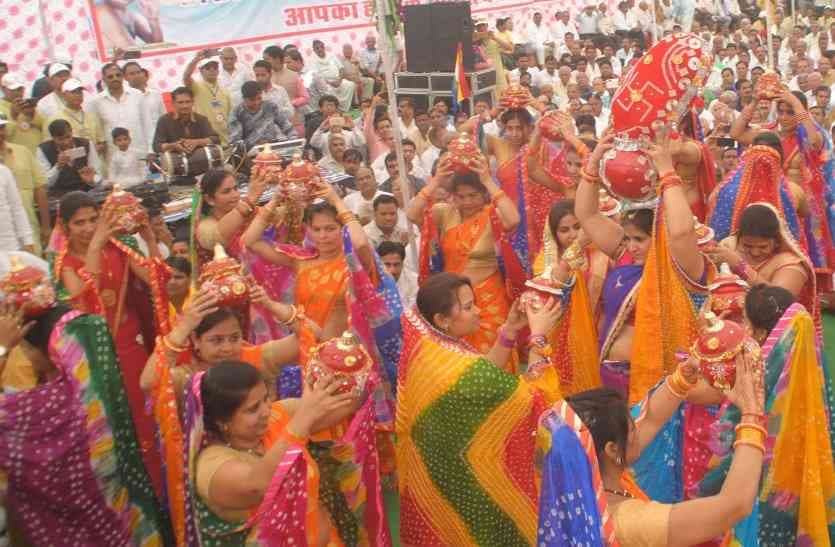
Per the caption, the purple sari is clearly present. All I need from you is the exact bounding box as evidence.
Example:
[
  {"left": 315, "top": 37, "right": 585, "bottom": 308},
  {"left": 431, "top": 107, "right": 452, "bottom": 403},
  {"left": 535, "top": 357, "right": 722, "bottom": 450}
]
[{"left": 598, "top": 264, "right": 643, "bottom": 397}]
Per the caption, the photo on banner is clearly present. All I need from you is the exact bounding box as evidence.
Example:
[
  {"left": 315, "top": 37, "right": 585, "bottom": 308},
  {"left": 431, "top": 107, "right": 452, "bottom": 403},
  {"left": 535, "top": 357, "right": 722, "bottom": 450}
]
[{"left": 86, "top": 0, "right": 377, "bottom": 60}]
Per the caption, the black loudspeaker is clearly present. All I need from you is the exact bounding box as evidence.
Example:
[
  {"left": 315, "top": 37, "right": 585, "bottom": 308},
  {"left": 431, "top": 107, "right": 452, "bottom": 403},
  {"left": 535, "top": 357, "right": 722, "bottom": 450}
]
[{"left": 404, "top": 2, "right": 474, "bottom": 73}]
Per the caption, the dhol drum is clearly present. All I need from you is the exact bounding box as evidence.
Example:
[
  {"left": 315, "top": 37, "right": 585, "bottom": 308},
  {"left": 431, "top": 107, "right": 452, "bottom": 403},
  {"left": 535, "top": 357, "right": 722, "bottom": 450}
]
[{"left": 160, "top": 144, "right": 224, "bottom": 181}]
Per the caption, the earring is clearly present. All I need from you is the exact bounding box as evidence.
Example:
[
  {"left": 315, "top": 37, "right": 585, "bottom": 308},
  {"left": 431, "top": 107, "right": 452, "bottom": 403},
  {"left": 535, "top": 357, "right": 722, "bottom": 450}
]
[{"left": 615, "top": 455, "right": 623, "bottom": 466}]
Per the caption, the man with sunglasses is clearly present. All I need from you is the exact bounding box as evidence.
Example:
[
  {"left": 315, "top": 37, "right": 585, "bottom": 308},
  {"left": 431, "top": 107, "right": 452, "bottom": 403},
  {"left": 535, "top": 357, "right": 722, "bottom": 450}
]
[{"left": 89, "top": 62, "right": 151, "bottom": 167}]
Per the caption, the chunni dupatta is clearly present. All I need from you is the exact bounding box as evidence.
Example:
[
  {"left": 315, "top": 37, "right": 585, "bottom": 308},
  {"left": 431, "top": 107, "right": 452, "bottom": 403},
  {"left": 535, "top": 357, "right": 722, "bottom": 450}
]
[
  {"left": 396, "top": 308, "right": 551, "bottom": 546},
  {"left": 697, "top": 303, "right": 835, "bottom": 546},
  {"left": 182, "top": 372, "right": 390, "bottom": 546},
  {"left": 0, "top": 311, "right": 171, "bottom": 545},
  {"left": 536, "top": 400, "right": 619, "bottom": 546},
  {"left": 629, "top": 198, "right": 708, "bottom": 405}
]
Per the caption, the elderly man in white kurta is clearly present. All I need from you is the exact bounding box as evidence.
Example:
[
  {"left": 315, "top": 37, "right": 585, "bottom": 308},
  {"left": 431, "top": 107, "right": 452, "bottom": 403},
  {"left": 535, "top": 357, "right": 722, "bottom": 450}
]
[{"left": 309, "top": 40, "right": 356, "bottom": 112}]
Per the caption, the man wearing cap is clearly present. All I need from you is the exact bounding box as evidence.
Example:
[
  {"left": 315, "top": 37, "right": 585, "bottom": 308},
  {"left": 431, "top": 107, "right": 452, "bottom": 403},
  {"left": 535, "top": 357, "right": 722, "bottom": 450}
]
[
  {"left": 31, "top": 53, "right": 72, "bottom": 101},
  {"left": 309, "top": 40, "right": 356, "bottom": 112},
  {"left": 0, "top": 74, "right": 45, "bottom": 156},
  {"left": 43, "top": 78, "right": 103, "bottom": 147},
  {"left": 37, "top": 119, "right": 102, "bottom": 196},
  {"left": 218, "top": 47, "right": 254, "bottom": 110},
  {"left": 228, "top": 80, "right": 296, "bottom": 150},
  {"left": 184, "top": 50, "right": 232, "bottom": 146},
  {"left": 90, "top": 62, "right": 150, "bottom": 163},
  {"left": 35, "top": 63, "right": 75, "bottom": 120},
  {"left": 0, "top": 116, "right": 50, "bottom": 253}
]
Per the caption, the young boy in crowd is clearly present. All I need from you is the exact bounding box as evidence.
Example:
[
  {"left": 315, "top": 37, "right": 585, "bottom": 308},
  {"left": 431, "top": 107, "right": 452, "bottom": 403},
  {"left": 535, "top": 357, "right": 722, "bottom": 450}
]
[{"left": 107, "top": 127, "right": 146, "bottom": 188}]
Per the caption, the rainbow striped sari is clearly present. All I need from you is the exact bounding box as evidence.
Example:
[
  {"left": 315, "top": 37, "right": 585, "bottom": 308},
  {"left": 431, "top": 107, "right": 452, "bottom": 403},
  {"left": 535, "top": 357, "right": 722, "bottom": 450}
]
[
  {"left": 0, "top": 310, "right": 171, "bottom": 545},
  {"left": 698, "top": 303, "right": 835, "bottom": 545},
  {"left": 396, "top": 309, "right": 554, "bottom": 546}
]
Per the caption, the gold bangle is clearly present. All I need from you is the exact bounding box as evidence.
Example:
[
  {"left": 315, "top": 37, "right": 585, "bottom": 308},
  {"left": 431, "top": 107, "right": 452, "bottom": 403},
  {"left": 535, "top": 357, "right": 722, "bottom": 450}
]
[
  {"left": 160, "top": 334, "right": 188, "bottom": 353},
  {"left": 732, "top": 439, "right": 765, "bottom": 453},
  {"left": 337, "top": 211, "right": 356, "bottom": 225},
  {"left": 735, "top": 422, "right": 768, "bottom": 438},
  {"left": 280, "top": 304, "right": 298, "bottom": 326},
  {"left": 735, "top": 427, "right": 767, "bottom": 446},
  {"left": 580, "top": 168, "right": 601, "bottom": 183},
  {"left": 665, "top": 375, "right": 688, "bottom": 399}
]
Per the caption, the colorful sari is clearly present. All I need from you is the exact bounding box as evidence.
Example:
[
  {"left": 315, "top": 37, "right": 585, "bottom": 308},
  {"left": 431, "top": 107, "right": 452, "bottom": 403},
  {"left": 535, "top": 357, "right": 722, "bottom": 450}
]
[
  {"left": 48, "top": 229, "right": 171, "bottom": 498},
  {"left": 0, "top": 310, "right": 171, "bottom": 545},
  {"left": 419, "top": 202, "right": 512, "bottom": 358},
  {"left": 707, "top": 145, "right": 805, "bottom": 252},
  {"left": 494, "top": 147, "right": 534, "bottom": 298},
  {"left": 775, "top": 123, "right": 835, "bottom": 271},
  {"left": 396, "top": 308, "right": 558, "bottom": 547},
  {"left": 697, "top": 303, "right": 835, "bottom": 545},
  {"left": 183, "top": 371, "right": 391, "bottom": 546},
  {"left": 597, "top": 263, "right": 643, "bottom": 399}
]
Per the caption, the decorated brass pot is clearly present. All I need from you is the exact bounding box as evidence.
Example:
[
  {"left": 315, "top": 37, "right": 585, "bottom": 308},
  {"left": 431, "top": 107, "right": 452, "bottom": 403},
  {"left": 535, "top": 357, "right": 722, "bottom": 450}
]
[
  {"left": 519, "top": 276, "right": 565, "bottom": 312},
  {"left": 499, "top": 84, "right": 533, "bottom": 110},
  {"left": 198, "top": 244, "right": 250, "bottom": 308},
  {"left": 306, "top": 331, "right": 372, "bottom": 396},
  {"left": 447, "top": 134, "right": 481, "bottom": 174},
  {"left": 252, "top": 144, "right": 283, "bottom": 184},
  {"left": 754, "top": 72, "right": 784, "bottom": 100},
  {"left": 600, "top": 135, "right": 658, "bottom": 203},
  {"left": 277, "top": 153, "right": 319, "bottom": 204},
  {"left": 707, "top": 263, "right": 750, "bottom": 321},
  {"left": 690, "top": 311, "right": 746, "bottom": 390},
  {"left": 102, "top": 185, "right": 147, "bottom": 235},
  {"left": 0, "top": 256, "right": 55, "bottom": 317}
]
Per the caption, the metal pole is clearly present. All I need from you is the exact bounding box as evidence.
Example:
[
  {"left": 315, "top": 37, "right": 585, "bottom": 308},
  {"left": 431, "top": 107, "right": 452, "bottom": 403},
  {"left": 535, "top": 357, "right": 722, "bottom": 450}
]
[
  {"left": 375, "top": 0, "right": 418, "bottom": 269},
  {"left": 651, "top": 0, "right": 659, "bottom": 44},
  {"left": 766, "top": 0, "right": 775, "bottom": 71}
]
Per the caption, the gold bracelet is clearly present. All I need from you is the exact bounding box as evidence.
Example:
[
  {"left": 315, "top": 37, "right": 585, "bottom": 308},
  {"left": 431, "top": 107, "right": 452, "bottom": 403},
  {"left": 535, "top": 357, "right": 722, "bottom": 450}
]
[
  {"left": 735, "top": 427, "right": 767, "bottom": 447},
  {"left": 159, "top": 334, "right": 188, "bottom": 353},
  {"left": 580, "top": 168, "right": 601, "bottom": 183},
  {"left": 280, "top": 304, "right": 298, "bottom": 326},
  {"left": 735, "top": 422, "right": 768, "bottom": 439},
  {"left": 665, "top": 375, "right": 688, "bottom": 399},
  {"left": 669, "top": 368, "right": 696, "bottom": 394},
  {"left": 732, "top": 439, "right": 765, "bottom": 453},
  {"left": 337, "top": 211, "right": 356, "bottom": 225}
]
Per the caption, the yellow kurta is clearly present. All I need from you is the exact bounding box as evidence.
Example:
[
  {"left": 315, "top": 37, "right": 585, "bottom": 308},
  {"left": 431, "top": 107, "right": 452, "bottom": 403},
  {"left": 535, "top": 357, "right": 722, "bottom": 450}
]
[
  {"left": 43, "top": 107, "right": 103, "bottom": 144},
  {"left": 191, "top": 80, "right": 231, "bottom": 146},
  {"left": 0, "top": 99, "right": 46, "bottom": 156}
]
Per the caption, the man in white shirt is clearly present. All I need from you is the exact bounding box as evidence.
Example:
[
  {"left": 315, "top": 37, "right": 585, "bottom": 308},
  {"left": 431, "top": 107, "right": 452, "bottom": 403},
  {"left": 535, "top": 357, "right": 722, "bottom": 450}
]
[
  {"left": 363, "top": 194, "right": 411, "bottom": 249},
  {"left": 551, "top": 10, "right": 579, "bottom": 44},
  {"left": 343, "top": 166, "right": 392, "bottom": 225},
  {"left": 309, "top": 40, "right": 356, "bottom": 112},
  {"left": 340, "top": 43, "right": 375, "bottom": 102},
  {"left": 588, "top": 93, "right": 610, "bottom": 137},
  {"left": 525, "top": 12, "right": 553, "bottom": 66},
  {"left": 123, "top": 62, "right": 166, "bottom": 152},
  {"left": 612, "top": 1, "right": 635, "bottom": 34},
  {"left": 533, "top": 56, "right": 561, "bottom": 89},
  {"left": 577, "top": 4, "right": 600, "bottom": 39},
  {"left": 597, "top": 2, "right": 616, "bottom": 35},
  {"left": 35, "top": 64, "right": 73, "bottom": 120},
  {"left": 358, "top": 34, "right": 383, "bottom": 81},
  {"left": 0, "top": 164, "right": 34, "bottom": 252},
  {"left": 508, "top": 54, "right": 542, "bottom": 84},
  {"left": 377, "top": 241, "right": 418, "bottom": 307},
  {"left": 89, "top": 62, "right": 150, "bottom": 164},
  {"left": 218, "top": 47, "right": 255, "bottom": 110}
]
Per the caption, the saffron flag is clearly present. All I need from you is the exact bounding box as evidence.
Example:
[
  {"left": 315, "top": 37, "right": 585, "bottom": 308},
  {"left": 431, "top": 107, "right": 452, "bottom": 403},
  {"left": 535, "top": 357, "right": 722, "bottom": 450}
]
[{"left": 451, "top": 42, "right": 472, "bottom": 113}]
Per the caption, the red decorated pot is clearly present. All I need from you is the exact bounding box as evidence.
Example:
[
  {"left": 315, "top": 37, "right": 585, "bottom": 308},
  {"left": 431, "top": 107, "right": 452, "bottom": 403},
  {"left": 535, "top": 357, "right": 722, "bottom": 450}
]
[
  {"left": 307, "top": 331, "right": 372, "bottom": 396},
  {"left": 198, "top": 244, "right": 250, "bottom": 308},
  {"left": 447, "top": 135, "right": 481, "bottom": 174},
  {"left": 499, "top": 84, "right": 533, "bottom": 110},
  {"left": 252, "top": 144, "right": 283, "bottom": 184},
  {"left": 707, "top": 263, "right": 750, "bottom": 321},
  {"left": 694, "top": 215, "right": 716, "bottom": 251},
  {"left": 102, "top": 185, "right": 147, "bottom": 235},
  {"left": 539, "top": 110, "right": 571, "bottom": 141},
  {"left": 600, "top": 136, "right": 658, "bottom": 202},
  {"left": 519, "top": 276, "right": 565, "bottom": 312},
  {"left": 611, "top": 33, "right": 712, "bottom": 138},
  {"left": 278, "top": 154, "right": 319, "bottom": 204},
  {"left": 0, "top": 256, "right": 55, "bottom": 317},
  {"left": 754, "top": 72, "right": 783, "bottom": 100},
  {"left": 599, "top": 188, "right": 622, "bottom": 217},
  {"left": 691, "top": 312, "right": 746, "bottom": 390}
]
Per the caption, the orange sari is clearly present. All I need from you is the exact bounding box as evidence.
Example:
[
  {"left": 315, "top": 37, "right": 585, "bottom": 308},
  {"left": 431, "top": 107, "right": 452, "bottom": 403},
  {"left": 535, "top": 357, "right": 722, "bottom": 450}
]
[
  {"left": 294, "top": 254, "right": 350, "bottom": 363},
  {"left": 440, "top": 205, "right": 511, "bottom": 358}
]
